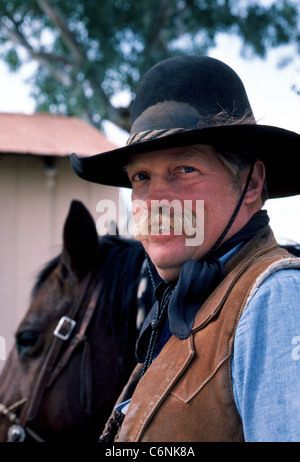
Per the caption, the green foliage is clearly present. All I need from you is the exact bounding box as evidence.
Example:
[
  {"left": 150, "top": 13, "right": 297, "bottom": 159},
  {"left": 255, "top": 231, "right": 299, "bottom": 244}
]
[
  {"left": 0, "top": 0, "right": 299, "bottom": 131},
  {"left": 5, "top": 48, "right": 21, "bottom": 70}
]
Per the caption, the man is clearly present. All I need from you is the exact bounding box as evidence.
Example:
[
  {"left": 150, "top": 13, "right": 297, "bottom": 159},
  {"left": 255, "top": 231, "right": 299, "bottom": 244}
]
[{"left": 71, "top": 56, "right": 300, "bottom": 442}]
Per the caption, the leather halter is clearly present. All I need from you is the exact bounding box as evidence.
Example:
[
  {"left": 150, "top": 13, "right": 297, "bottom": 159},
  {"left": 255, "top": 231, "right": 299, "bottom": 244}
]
[{"left": 0, "top": 269, "right": 103, "bottom": 442}]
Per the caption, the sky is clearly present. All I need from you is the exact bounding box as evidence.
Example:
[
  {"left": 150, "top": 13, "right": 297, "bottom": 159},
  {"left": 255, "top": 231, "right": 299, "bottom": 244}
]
[{"left": 1, "top": 32, "right": 300, "bottom": 244}]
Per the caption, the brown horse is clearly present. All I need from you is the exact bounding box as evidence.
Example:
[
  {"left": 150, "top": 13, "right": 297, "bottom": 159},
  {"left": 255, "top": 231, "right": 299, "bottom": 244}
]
[{"left": 0, "top": 200, "right": 154, "bottom": 442}]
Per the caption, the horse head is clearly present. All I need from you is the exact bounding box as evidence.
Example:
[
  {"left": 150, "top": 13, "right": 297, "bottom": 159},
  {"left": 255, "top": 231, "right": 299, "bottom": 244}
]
[{"left": 0, "top": 200, "right": 153, "bottom": 441}]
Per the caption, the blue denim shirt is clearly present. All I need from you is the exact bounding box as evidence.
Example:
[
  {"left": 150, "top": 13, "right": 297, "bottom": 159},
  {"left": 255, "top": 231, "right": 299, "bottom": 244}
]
[{"left": 231, "top": 267, "right": 300, "bottom": 442}]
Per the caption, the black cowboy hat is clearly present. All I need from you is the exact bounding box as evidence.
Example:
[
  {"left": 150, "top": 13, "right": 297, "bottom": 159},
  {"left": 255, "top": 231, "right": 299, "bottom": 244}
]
[{"left": 71, "top": 55, "right": 300, "bottom": 198}]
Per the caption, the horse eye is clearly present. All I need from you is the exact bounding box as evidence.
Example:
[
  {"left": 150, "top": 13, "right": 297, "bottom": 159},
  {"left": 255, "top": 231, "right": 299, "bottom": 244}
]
[{"left": 16, "top": 330, "right": 40, "bottom": 358}]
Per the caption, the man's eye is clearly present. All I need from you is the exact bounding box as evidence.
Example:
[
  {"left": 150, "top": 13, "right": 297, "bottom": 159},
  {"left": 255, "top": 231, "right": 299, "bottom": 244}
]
[
  {"left": 133, "top": 172, "right": 149, "bottom": 182},
  {"left": 180, "top": 166, "right": 195, "bottom": 174}
]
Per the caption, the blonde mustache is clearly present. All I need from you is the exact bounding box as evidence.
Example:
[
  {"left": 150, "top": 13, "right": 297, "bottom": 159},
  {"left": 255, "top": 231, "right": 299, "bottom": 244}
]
[{"left": 134, "top": 205, "right": 197, "bottom": 241}]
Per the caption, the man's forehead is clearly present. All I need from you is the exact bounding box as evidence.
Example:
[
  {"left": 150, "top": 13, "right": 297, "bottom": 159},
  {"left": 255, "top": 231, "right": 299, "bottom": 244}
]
[{"left": 126, "top": 144, "right": 217, "bottom": 168}]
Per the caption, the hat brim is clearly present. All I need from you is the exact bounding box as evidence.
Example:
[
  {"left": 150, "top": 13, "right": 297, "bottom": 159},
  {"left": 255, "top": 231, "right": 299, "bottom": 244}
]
[{"left": 70, "top": 124, "right": 300, "bottom": 198}]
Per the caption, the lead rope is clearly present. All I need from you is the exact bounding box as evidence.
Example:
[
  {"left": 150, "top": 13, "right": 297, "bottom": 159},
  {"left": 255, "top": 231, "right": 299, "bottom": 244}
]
[{"left": 98, "top": 409, "right": 125, "bottom": 442}]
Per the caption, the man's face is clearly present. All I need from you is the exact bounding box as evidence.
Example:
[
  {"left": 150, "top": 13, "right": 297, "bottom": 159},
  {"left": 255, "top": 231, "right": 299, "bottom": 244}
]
[{"left": 126, "top": 144, "right": 242, "bottom": 281}]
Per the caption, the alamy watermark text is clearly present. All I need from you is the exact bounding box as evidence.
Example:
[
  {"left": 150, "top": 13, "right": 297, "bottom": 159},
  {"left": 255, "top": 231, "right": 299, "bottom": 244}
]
[{"left": 96, "top": 199, "right": 204, "bottom": 246}]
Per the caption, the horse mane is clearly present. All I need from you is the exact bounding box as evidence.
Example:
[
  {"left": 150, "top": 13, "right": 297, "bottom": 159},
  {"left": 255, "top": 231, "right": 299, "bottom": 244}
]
[
  {"left": 93, "top": 235, "right": 147, "bottom": 330},
  {"left": 32, "top": 255, "right": 61, "bottom": 297},
  {"left": 281, "top": 244, "right": 300, "bottom": 257},
  {"left": 32, "top": 235, "right": 148, "bottom": 327}
]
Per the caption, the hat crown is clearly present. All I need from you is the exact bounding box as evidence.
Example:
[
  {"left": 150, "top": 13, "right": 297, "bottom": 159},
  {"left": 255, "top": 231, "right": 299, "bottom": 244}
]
[{"left": 130, "top": 55, "right": 254, "bottom": 135}]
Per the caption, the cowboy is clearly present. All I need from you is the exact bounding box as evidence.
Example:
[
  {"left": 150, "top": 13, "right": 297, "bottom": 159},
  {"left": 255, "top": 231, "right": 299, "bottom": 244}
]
[{"left": 71, "top": 56, "right": 300, "bottom": 442}]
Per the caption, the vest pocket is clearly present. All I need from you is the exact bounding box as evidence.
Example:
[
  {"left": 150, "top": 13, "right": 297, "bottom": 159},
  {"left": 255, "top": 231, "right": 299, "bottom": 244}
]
[{"left": 170, "top": 354, "right": 231, "bottom": 404}]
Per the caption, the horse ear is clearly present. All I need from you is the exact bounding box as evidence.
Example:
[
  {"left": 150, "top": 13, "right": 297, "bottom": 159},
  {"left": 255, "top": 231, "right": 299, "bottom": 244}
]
[{"left": 62, "top": 200, "right": 98, "bottom": 276}]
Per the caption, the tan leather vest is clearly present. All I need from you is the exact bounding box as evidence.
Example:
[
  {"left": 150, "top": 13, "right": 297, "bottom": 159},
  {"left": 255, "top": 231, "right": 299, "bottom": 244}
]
[{"left": 115, "top": 228, "right": 300, "bottom": 442}]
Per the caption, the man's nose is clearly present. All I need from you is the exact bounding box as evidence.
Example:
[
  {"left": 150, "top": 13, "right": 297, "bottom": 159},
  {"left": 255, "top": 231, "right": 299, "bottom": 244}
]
[{"left": 144, "top": 177, "right": 173, "bottom": 205}]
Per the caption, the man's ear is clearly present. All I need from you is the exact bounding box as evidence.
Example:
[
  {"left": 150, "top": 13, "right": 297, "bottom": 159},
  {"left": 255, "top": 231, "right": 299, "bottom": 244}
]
[{"left": 244, "top": 161, "right": 266, "bottom": 205}]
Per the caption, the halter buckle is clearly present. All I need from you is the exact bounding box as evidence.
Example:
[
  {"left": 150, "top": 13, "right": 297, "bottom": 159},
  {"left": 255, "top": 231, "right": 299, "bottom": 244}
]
[
  {"left": 7, "top": 424, "right": 26, "bottom": 442},
  {"left": 54, "top": 316, "right": 76, "bottom": 341}
]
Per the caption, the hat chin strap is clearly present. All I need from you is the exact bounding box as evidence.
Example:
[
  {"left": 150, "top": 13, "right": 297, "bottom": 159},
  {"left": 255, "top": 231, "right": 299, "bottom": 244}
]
[{"left": 207, "top": 160, "right": 255, "bottom": 258}]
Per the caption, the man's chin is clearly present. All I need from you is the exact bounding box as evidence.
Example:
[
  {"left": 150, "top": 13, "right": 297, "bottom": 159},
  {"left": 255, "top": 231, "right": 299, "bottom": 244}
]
[{"left": 150, "top": 256, "right": 188, "bottom": 282}]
